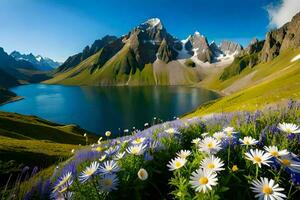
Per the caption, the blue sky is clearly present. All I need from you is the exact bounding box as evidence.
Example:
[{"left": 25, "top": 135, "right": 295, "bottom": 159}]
[{"left": 0, "top": 0, "right": 283, "bottom": 62}]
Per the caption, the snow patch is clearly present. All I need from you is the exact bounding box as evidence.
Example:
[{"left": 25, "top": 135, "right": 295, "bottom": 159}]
[
  {"left": 291, "top": 54, "right": 300, "bottom": 62},
  {"left": 144, "top": 18, "right": 161, "bottom": 27}
]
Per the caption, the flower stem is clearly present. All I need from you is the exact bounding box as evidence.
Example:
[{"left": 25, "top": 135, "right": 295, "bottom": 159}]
[
  {"left": 227, "top": 145, "right": 231, "bottom": 165},
  {"left": 92, "top": 178, "right": 101, "bottom": 200},
  {"left": 255, "top": 165, "right": 259, "bottom": 179},
  {"left": 287, "top": 181, "right": 293, "bottom": 199}
]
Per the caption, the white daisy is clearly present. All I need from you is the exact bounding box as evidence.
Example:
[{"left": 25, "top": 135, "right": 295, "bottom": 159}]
[
  {"left": 239, "top": 136, "right": 259, "bottom": 146},
  {"left": 251, "top": 177, "right": 286, "bottom": 200},
  {"left": 198, "top": 137, "right": 222, "bottom": 154},
  {"left": 213, "top": 131, "right": 226, "bottom": 141},
  {"left": 132, "top": 137, "right": 146, "bottom": 145},
  {"left": 167, "top": 157, "right": 187, "bottom": 171},
  {"left": 126, "top": 144, "right": 147, "bottom": 155},
  {"left": 263, "top": 146, "right": 289, "bottom": 158},
  {"left": 189, "top": 168, "right": 218, "bottom": 193},
  {"left": 192, "top": 138, "right": 201, "bottom": 145},
  {"left": 245, "top": 149, "right": 272, "bottom": 168},
  {"left": 114, "top": 152, "right": 126, "bottom": 160},
  {"left": 137, "top": 168, "right": 148, "bottom": 181},
  {"left": 99, "top": 160, "right": 120, "bottom": 174},
  {"left": 278, "top": 122, "right": 300, "bottom": 134},
  {"left": 176, "top": 150, "right": 191, "bottom": 158},
  {"left": 278, "top": 155, "right": 300, "bottom": 173},
  {"left": 223, "top": 126, "right": 237, "bottom": 138},
  {"left": 99, "top": 174, "right": 119, "bottom": 192},
  {"left": 165, "top": 128, "right": 177, "bottom": 134},
  {"left": 105, "top": 131, "right": 111, "bottom": 137},
  {"left": 200, "top": 155, "right": 225, "bottom": 172},
  {"left": 79, "top": 161, "right": 100, "bottom": 183}
]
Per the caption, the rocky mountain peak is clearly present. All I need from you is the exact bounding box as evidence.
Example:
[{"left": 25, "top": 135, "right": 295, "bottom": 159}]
[
  {"left": 141, "top": 18, "right": 163, "bottom": 30},
  {"left": 220, "top": 40, "right": 243, "bottom": 55}
]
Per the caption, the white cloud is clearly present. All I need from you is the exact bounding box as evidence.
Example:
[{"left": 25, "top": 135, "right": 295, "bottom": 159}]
[{"left": 266, "top": 0, "right": 300, "bottom": 28}]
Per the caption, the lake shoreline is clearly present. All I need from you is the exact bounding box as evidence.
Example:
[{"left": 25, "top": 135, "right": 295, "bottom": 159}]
[{"left": 0, "top": 96, "right": 24, "bottom": 106}]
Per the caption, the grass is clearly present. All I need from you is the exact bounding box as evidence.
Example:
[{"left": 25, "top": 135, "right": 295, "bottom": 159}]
[
  {"left": 185, "top": 48, "right": 300, "bottom": 117},
  {"left": 0, "top": 111, "right": 98, "bottom": 189}
]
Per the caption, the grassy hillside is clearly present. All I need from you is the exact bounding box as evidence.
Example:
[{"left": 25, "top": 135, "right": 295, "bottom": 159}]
[
  {"left": 0, "top": 111, "right": 97, "bottom": 187},
  {"left": 44, "top": 44, "right": 202, "bottom": 86},
  {"left": 185, "top": 48, "right": 300, "bottom": 117}
]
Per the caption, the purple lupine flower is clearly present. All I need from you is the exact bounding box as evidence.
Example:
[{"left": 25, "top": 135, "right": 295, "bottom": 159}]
[
  {"left": 290, "top": 172, "right": 300, "bottom": 185},
  {"left": 30, "top": 166, "right": 39, "bottom": 177},
  {"left": 144, "top": 151, "right": 153, "bottom": 161},
  {"left": 288, "top": 133, "right": 296, "bottom": 140}
]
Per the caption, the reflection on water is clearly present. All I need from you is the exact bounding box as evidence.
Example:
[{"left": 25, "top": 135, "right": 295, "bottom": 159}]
[{"left": 0, "top": 84, "right": 220, "bottom": 135}]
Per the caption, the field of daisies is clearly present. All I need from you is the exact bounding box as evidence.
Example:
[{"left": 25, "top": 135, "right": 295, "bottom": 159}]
[{"left": 14, "top": 101, "right": 300, "bottom": 199}]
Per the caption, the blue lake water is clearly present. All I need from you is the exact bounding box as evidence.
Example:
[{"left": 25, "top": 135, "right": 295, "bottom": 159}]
[{"left": 0, "top": 84, "right": 219, "bottom": 134}]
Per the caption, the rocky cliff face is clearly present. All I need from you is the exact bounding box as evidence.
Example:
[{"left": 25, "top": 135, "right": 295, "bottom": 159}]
[
  {"left": 56, "top": 35, "right": 118, "bottom": 73},
  {"left": 261, "top": 12, "right": 300, "bottom": 62},
  {"left": 220, "top": 41, "right": 243, "bottom": 55}
]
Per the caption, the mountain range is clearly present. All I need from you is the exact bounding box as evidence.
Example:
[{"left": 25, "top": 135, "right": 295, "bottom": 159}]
[
  {"left": 45, "top": 18, "right": 243, "bottom": 86},
  {"left": 10, "top": 51, "right": 61, "bottom": 71}
]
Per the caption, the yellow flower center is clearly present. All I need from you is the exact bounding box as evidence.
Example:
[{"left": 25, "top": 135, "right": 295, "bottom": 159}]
[
  {"left": 286, "top": 128, "right": 292, "bottom": 133},
  {"left": 131, "top": 148, "right": 139, "bottom": 154},
  {"left": 263, "top": 185, "right": 273, "bottom": 195},
  {"left": 104, "top": 179, "right": 112, "bottom": 186},
  {"left": 253, "top": 156, "right": 262, "bottom": 163},
  {"left": 175, "top": 161, "right": 182, "bottom": 168},
  {"left": 207, "top": 142, "right": 214, "bottom": 148},
  {"left": 135, "top": 138, "right": 142, "bottom": 143},
  {"left": 85, "top": 169, "right": 95, "bottom": 176},
  {"left": 281, "top": 159, "right": 291, "bottom": 166},
  {"left": 270, "top": 151, "right": 279, "bottom": 157},
  {"left": 139, "top": 171, "right": 145, "bottom": 177},
  {"left": 199, "top": 177, "right": 208, "bottom": 185},
  {"left": 232, "top": 165, "right": 238, "bottom": 172},
  {"left": 207, "top": 163, "right": 215, "bottom": 169},
  {"left": 245, "top": 140, "right": 250, "bottom": 145}
]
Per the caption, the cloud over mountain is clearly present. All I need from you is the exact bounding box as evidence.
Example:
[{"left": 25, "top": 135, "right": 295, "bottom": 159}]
[{"left": 266, "top": 0, "right": 300, "bottom": 28}]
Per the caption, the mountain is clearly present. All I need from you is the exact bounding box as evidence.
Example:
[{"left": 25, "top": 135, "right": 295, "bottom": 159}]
[
  {"left": 45, "top": 18, "right": 241, "bottom": 86},
  {"left": 55, "top": 35, "right": 118, "bottom": 73},
  {"left": 261, "top": 12, "right": 300, "bottom": 62},
  {"left": 10, "top": 51, "right": 61, "bottom": 71},
  {"left": 0, "top": 47, "right": 51, "bottom": 87}
]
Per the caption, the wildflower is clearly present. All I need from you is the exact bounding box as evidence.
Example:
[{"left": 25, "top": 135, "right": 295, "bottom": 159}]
[
  {"left": 95, "top": 146, "right": 103, "bottom": 152},
  {"left": 165, "top": 128, "right": 177, "bottom": 134},
  {"left": 126, "top": 144, "right": 147, "bottom": 155},
  {"left": 144, "top": 123, "right": 149, "bottom": 127},
  {"left": 192, "top": 138, "right": 201, "bottom": 145},
  {"left": 97, "top": 137, "right": 102, "bottom": 144},
  {"left": 78, "top": 161, "right": 100, "bottom": 183},
  {"left": 278, "top": 123, "right": 300, "bottom": 134},
  {"left": 83, "top": 133, "right": 87, "bottom": 137},
  {"left": 176, "top": 150, "right": 191, "bottom": 159},
  {"left": 239, "top": 136, "right": 259, "bottom": 146},
  {"left": 53, "top": 172, "right": 73, "bottom": 192},
  {"left": 99, "top": 174, "right": 119, "bottom": 192},
  {"left": 200, "top": 155, "right": 225, "bottom": 173},
  {"left": 71, "top": 149, "right": 75, "bottom": 154},
  {"left": 105, "top": 131, "right": 111, "bottom": 137},
  {"left": 198, "top": 137, "right": 222, "bottom": 154},
  {"left": 132, "top": 137, "right": 146, "bottom": 145},
  {"left": 99, "top": 160, "right": 120, "bottom": 174},
  {"left": 114, "top": 152, "right": 125, "bottom": 160},
  {"left": 137, "top": 168, "right": 148, "bottom": 180},
  {"left": 201, "top": 132, "right": 209, "bottom": 137},
  {"left": 213, "top": 131, "right": 226, "bottom": 141},
  {"left": 245, "top": 149, "right": 272, "bottom": 168},
  {"left": 167, "top": 157, "right": 187, "bottom": 171},
  {"left": 223, "top": 126, "right": 237, "bottom": 138},
  {"left": 124, "top": 129, "right": 129, "bottom": 133},
  {"left": 232, "top": 165, "right": 238, "bottom": 172},
  {"left": 189, "top": 168, "right": 218, "bottom": 193},
  {"left": 278, "top": 155, "right": 300, "bottom": 173},
  {"left": 264, "top": 146, "right": 289, "bottom": 158},
  {"left": 99, "top": 154, "right": 106, "bottom": 162},
  {"left": 251, "top": 177, "right": 286, "bottom": 200}
]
